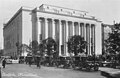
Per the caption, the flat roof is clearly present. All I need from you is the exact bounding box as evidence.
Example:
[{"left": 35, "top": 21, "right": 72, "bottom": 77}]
[{"left": 40, "top": 4, "right": 88, "bottom": 13}]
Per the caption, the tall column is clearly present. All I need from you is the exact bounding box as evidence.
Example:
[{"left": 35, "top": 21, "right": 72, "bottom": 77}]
[
  {"left": 68, "top": 22, "right": 70, "bottom": 38},
  {"left": 80, "top": 23, "right": 82, "bottom": 37},
  {"left": 91, "top": 25, "right": 95, "bottom": 55},
  {"left": 89, "top": 25, "right": 91, "bottom": 55},
  {"left": 68, "top": 22, "right": 71, "bottom": 38},
  {"left": 37, "top": 18, "right": 41, "bottom": 44},
  {"left": 91, "top": 25, "right": 94, "bottom": 55},
  {"left": 86, "top": 24, "right": 88, "bottom": 55},
  {"left": 83, "top": 24, "right": 85, "bottom": 39},
  {"left": 78, "top": 23, "right": 81, "bottom": 35},
  {"left": 74, "top": 23, "right": 76, "bottom": 35},
  {"left": 40, "top": 18, "right": 44, "bottom": 40},
  {"left": 93, "top": 25, "right": 96, "bottom": 55},
  {"left": 63, "top": 21, "right": 66, "bottom": 56},
  {"left": 61, "top": 21, "right": 64, "bottom": 55},
  {"left": 77, "top": 23, "right": 79, "bottom": 35},
  {"left": 59, "top": 20, "right": 62, "bottom": 56},
  {"left": 74, "top": 22, "right": 79, "bottom": 35},
  {"left": 84, "top": 23, "right": 86, "bottom": 54},
  {"left": 45, "top": 18, "right": 48, "bottom": 39},
  {"left": 52, "top": 19, "right": 55, "bottom": 39},
  {"left": 80, "top": 23, "right": 84, "bottom": 38},
  {"left": 86, "top": 24, "right": 90, "bottom": 55},
  {"left": 88, "top": 24, "right": 90, "bottom": 55},
  {"left": 48, "top": 19, "right": 51, "bottom": 38},
  {"left": 55, "top": 20, "right": 59, "bottom": 41},
  {"left": 84, "top": 23, "right": 86, "bottom": 41},
  {"left": 72, "top": 22, "right": 75, "bottom": 36},
  {"left": 66, "top": 21, "right": 69, "bottom": 56}
]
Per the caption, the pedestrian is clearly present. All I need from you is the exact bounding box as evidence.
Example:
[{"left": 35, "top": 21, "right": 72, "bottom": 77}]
[
  {"left": 29, "top": 59, "right": 32, "bottom": 67},
  {"left": 36, "top": 57, "right": 41, "bottom": 68},
  {"left": 2, "top": 59, "right": 6, "bottom": 68},
  {"left": 28, "top": 57, "right": 32, "bottom": 67}
]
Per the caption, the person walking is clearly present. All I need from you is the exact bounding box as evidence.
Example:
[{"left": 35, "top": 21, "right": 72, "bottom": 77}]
[
  {"left": 2, "top": 59, "right": 6, "bottom": 68},
  {"left": 29, "top": 58, "right": 32, "bottom": 67},
  {"left": 28, "top": 57, "right": 32, "bottom": 67},
  {"left": 36, "top": 57, "right": 41, "bottom": 68}
]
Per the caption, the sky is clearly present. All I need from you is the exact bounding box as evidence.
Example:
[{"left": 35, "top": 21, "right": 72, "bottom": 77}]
[{"left": 0, "top": 0, "right": 120, "bottom": 49}]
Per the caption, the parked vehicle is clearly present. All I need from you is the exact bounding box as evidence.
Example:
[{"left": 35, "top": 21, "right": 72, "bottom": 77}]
[
  {"left": 1, "top": 56, "right": 12, "bottom": 64},
  {"left": 12, "top": 59, "right": 19, "bottom": 64},
  {"left": 19, "top": 56, "right": 25, "bottom": 64},
  {"left": 6, "top": 58, "right": 12, "bottom": 64},
  {"left": 56, "top": 56, "right": 71, "bottom": 68}
]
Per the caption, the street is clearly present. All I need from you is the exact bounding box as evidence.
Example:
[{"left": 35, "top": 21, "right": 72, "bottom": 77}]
[{"left": 1, "top": 64, "right": 104, "bottom": 78}]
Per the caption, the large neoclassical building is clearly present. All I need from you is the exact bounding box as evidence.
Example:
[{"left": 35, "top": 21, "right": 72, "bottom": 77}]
[{"left": 3, "top": 4, "right": 102, "bottom": 57}]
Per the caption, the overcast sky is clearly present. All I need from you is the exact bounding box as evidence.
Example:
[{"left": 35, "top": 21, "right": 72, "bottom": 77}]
[{"left": 0, "top": 0, "right": 120, "bottom": 49}]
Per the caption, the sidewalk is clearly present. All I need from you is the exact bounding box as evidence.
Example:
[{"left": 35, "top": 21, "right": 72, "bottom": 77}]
[{"left": 99, "top": 67, "right": 120, "bottom": 78}]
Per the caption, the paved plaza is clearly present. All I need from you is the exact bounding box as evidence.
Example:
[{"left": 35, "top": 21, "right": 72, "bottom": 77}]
[{"left": 1, "top": 64, "right": 104, "bottom": 78}]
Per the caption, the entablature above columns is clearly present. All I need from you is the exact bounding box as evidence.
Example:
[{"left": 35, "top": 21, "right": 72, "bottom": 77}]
[
  {"left": 37, "top": 12, "right": 98, "bottom": 23},
  {"left": 37, "top": 16, "right": 97, "bottom": 28}
]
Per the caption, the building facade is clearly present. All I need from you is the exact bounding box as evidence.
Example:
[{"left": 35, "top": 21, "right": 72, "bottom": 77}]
[{"left": 3, "top": 4, "right": 102, "bottom": 57}]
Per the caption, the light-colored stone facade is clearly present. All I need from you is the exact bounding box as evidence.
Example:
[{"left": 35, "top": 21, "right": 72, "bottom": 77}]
[
  {"left": 3, "top": 4, "right": 102, "bottom": 57},
  {"left": 3, "top": 7, "right": 32, "bottom": 57}
]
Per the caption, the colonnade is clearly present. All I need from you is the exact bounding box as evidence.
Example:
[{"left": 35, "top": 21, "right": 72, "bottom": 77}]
[{"left": 36, "top": 17, "right": 96, "bottom": 56}]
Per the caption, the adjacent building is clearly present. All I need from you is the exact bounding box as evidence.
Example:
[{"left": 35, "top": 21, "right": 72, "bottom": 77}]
[
  {"left": 3, "top": 7, "right": 33, "bottom": 57},
  {"left": 3, "top": 4, "right": 102, "bottom": 57}
]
